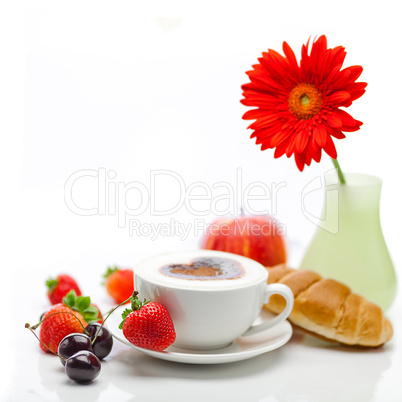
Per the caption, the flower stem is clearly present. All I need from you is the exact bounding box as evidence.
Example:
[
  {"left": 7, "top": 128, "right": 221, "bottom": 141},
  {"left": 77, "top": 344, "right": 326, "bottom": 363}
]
[{"left": 331, "top": 158, "right": 346, "bottom": 185}]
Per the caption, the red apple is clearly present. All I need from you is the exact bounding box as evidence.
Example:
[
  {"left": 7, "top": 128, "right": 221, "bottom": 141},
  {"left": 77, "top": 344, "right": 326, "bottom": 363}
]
[{"left": 200, "top": 214, "right": 287, "bottom": 267}]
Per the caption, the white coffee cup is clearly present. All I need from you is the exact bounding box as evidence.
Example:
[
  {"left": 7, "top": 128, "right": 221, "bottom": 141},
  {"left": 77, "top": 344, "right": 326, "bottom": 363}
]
[{"left": 134, "top": 250, "right": 294, "bottom": 350}]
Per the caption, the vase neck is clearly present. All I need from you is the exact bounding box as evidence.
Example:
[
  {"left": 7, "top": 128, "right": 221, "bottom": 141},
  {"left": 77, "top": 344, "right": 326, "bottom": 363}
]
[
  {"left": 325, "top": 173, "right": 382, "bottom": 213},
  {"left": 318, "top": 173, "right": 383, "bottom": 233},
  {"left": 335, "top": 183, "right": 381, "bottom": 212}
]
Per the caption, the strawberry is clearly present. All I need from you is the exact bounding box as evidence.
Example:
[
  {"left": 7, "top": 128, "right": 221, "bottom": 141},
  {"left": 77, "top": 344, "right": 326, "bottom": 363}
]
[
  {"left": 46, "top": 274, "right": 82, "bottom": 305},
  {"left": 103, "top": 266, "right": 134, "bottom": 304},
  {"left": 119, "top": 291, "right": 176, "bottom": 351},
  {"left": 39, "top": 304, "right": 87, "bottom": 353},
  {"left": 38, "top": 290, "right": 101, "bottom": 353}
]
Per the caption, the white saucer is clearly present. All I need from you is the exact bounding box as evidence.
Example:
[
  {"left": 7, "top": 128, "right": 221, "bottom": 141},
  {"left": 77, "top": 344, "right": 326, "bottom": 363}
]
[{"left": 108, "top": 306, "right": 293, "bottom": 364}]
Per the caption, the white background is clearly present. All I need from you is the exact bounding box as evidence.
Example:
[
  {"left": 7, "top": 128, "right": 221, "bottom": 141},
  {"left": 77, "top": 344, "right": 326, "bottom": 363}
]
[{"left": 1, "top": 1, "right": 402, "bottom": 401}]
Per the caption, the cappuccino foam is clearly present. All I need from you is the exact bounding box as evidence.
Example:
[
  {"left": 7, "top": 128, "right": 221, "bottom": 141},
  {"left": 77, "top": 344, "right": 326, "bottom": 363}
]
[{"left": 134, "top": 250, "right": 268, "bottom": 290}]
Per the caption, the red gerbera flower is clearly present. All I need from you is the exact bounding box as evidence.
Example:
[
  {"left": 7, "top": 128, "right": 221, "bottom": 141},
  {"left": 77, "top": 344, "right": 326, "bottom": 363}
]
[{"left": 241, "top": 35, "right": 367, "bottom": 171}]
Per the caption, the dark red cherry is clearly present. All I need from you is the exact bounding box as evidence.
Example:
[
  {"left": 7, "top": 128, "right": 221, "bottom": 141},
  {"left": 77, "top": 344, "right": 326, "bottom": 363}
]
[
  {"left": 58, "top": 333, "right": 93, "bottom": 366},
  {"left": 65, "top": 351, "right": 101, "bottom": 383},
  {"left": 85, "top": 323, "right": 113, "bottom": 359}
]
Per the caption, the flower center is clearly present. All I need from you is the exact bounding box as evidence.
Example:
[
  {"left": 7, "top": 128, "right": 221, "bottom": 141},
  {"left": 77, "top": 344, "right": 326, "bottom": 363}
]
[{"left": 288, "top": 83, "right": 323, "bottom": 120}]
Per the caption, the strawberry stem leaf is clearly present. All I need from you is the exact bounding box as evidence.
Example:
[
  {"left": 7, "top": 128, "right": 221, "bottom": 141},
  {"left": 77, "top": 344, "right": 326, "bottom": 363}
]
[
  {"left": 102, "top": 266, "right": 119, "bottom": 285},
  {"left": 130, "top": 291, "right": 150, "bottom": 311},
  {"left": 84, "top": 306, "right": 99, "bottom": 321},
  {"left": 45, "top": 277, "right": 58, "bottom": 291},
  {"left": 63, "top": 290, "right": 76, "bottom": 309},
  {"left": 62, "top": 290, "right": 100, "bottom": 324},
  {"left": 77, "top": 296, "right": 91, "bottom": 311},
  {"left": 119, "top": 308, "right": 133, "bottom": 329}
]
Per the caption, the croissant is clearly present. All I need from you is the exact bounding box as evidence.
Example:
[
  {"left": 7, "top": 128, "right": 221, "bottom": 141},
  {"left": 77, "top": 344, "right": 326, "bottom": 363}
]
[{"left": 264, "top": 264, "right": 393, "bottom": 347}]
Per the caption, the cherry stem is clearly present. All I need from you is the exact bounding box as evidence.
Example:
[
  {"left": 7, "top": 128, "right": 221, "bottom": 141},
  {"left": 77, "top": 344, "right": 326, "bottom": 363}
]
[
  {"left": 25, "top": 323, "right": 67, "bottom": 361},
  {"left": 90, "top": 292, "right": 136, "bottom": 345},
  {"left": 30, "top": 311, "right": 87, "bottom": 332},
  {"left": 331, "top": 158, "right": 346, "bottom": 185}
]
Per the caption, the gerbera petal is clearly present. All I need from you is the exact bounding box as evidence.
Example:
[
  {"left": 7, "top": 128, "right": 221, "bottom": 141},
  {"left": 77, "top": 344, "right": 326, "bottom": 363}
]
[
  {"left": 344, "top": 90, "right": 366, "bottom": 104},
  {"left": 310, "top": 142, "right": 322, "bottom": 163},
  {"left": 282, "top": 41, "right": 300, "bottom": 80},
  {"left": 251, "top": 122, "right": 284, "bottom": 140},
  {"left": 323, "top": 135, "right": 337, "bottom": 159},
  {"left": 345, "top": 81, "right": 367, "bottom": 91},
  {"left": 248, "top": 114, "right": 280, "bottom": 130},
  {"left": 242, "top": 109, "right": 261, "bottom": 120},
  {"left": 310, "top": 137, "right": 320, "bottom": 152},
  {"left": 260, "top": 141, "right": 272, "bottom": 151},
  {"left": 240, "top": 96, "right": 278, "bottom": 108},
  {"left": 342, "top": 119, "right": 363, "bottom": 132},
  {"left": 242, "top": 80, "right": 276, "bottom": 95},
  {"left": 342, "top": 65, "right": 363, "bottom": 83},
  {"left": 295, "top": 131, "right": 310, "bottom": 153},
  {"left": 313, "top": 125, "right": 328, "bottom": 147},
  {"left": 326, "top": 46, "right": 346, "bottom": 74},
  {"left": 241, "top": 90, "right": 287, "bottom": 106},
  {"left": 332, "top": 109, "right": 358, "bottom": 127},
  {"left": 259, "top": 128, "right": 287, "bottom": 149},
  {"left": 241, "top": 90, "right": 279, "bottom": 102},
  {"left": 329, "top": 65, "right": 363, "bottom": 92},
  {"left": 274, "top": 140, "right": 289, "bottom": 158},
  {"left": 326, "top": 91, "right": 350, "bottom": 104},
  {"left": 326, "top": 67, "right": 350, "bottom": 90},
  {"left": 285, "top": 126, "right": 307, "bottom": 157},
  {"left": 259, "top": 53, "right": 287, "bottom": 82},
  {"left": 311, "top": 36, "right": 327, "bottom": 64},
  {"left": 317, "top": 47, "right": 346, "bottom": 84},
  {"left": 344, "top": 82, "right": 368, "bottom": 102},
  {"left": 326, "top": 113, "right": 343, "bottom": 128},
  {"left": 294, "top": 152, "right": 306, "bottom": 171},
  {"left": 243, "top": 70, "right": 284, "bottom": 94},
  {"left": 305, "top": 150, "right": 312, "bottom": 166},
  {"left": 284, "top": 135, "right": 295, "bottom": 157},
  {"left": 301, "top": 38, "right": 311, "bottom": 69},
  {"left": 327, "top": 126, "right": 346, "bottom": 139},
  {"left": 270, "top": 128, "right": 294, "bottom": 148}
]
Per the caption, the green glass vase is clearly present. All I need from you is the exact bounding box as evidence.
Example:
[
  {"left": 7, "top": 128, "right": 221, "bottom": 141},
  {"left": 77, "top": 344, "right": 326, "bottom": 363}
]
[{"left": 300, "top": 173, "right": 397, "bottom": 311}]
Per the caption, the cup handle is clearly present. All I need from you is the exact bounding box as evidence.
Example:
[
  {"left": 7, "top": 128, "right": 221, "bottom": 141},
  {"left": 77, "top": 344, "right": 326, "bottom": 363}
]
[{"left": 241, "top": 283, "right": 294, "bottom": 337}]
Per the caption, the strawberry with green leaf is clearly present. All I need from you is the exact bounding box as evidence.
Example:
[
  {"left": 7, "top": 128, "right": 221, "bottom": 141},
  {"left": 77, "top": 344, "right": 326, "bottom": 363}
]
[
  {"left": 46, "top": 274, "right": 82, "bottom": 305},
  {"left": 35, "top": 290, "right": 103, "bottom": 354},
  {"left": 119, "top": 291, "right": 176, "bottom": 351},
  {"left": 103, "top": 266, "right": 134, "bottom": 304}
]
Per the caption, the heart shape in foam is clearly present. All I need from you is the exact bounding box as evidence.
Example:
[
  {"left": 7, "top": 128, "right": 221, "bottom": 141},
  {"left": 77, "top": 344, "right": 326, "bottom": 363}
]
[{"left": 160, "top": 256, "right": 245, "bottom": 280}]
